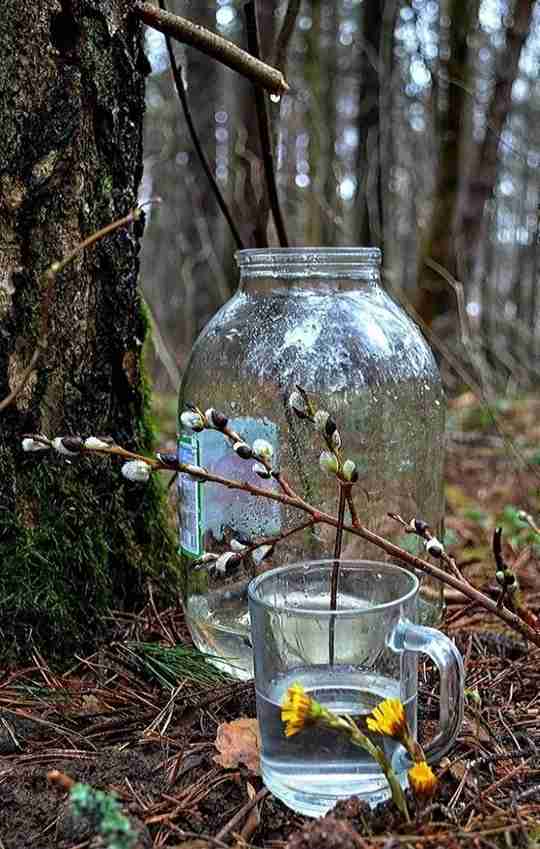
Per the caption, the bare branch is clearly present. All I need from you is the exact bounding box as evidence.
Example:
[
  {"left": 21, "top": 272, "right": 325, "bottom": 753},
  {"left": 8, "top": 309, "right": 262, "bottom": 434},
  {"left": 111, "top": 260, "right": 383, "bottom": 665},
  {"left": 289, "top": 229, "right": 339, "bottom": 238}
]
[
  {"left": 158, "top": 0, "right": 244, "bottom": 251},
  {"left": 135, "top": 2, "right": 289, "bottom": 97},
  {"left": 33, "top": 433, "right": 540, "bottom": 649},
  {"left": 0, "top": 205, "right": 149, "bottom": 414},
  {"left": 273, "top": 0, "right": 301, "bottom": 74},
  {"left": 244, "top": 1, "right": 289, "bottom": 247}
]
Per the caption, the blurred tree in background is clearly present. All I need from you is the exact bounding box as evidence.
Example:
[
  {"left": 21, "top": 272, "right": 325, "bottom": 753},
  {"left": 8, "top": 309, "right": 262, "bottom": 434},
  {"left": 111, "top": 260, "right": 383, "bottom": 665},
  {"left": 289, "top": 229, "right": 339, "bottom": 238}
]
[{"left": 141, "top": 0, "right": 539, "bottom": 395}]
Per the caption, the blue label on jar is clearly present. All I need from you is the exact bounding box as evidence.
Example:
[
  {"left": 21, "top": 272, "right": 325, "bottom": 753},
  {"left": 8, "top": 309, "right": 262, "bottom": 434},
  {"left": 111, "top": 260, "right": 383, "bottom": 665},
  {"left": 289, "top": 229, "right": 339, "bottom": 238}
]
[
  {"left": 178, "top": 418, "right": 280, "bottom": 559},
  {"left": 178, "top": 434, "right": 203, "bottom": 556}
]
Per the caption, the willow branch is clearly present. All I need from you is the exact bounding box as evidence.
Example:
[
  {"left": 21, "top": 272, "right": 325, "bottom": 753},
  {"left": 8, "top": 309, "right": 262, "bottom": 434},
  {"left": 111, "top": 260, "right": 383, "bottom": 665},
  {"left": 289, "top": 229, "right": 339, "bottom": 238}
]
[
  {"left": 166, "top": 461, "right": 540, "bottom": 647},
  {"left": 136, "top": 3, "right": 289, "bottom": 97},
  {"left": 241, "top": 518, "right": 315, "bottom": 560},
  {"left": 158, "top": 0, "right": 244, "bottom": 250},
  {"left": 244, "top": 1, "right": 289, "bottom": 247},
  {"left": 28, "top": 435, "right": 540, "bottom": 648}
]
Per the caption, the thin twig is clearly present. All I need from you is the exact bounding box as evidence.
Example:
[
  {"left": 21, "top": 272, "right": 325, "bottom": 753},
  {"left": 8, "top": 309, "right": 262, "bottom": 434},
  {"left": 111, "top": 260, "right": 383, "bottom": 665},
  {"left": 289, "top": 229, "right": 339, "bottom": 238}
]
[
  {"left": 142, "top": 296, "right": 182, "bottom": 390},
  {"left": 241, "top": 517, "right": 316, "bottom": 559},
  {"left": 158, "top": 0, "right": 243, "bottom": 251},
  {"left": 136, "top": 3, "right": 289, "bottom": 97},
  {"left": 0, "top": 205, "right": 149, "bottom": 414},
  {"left": 165, "top": 461, "right": 540, "bottom": 646},
  {"left": 388, "top": 511, "right": 466, "bottom": 582},
  {"left": 244, "top": 1, "right": 289, "bottom": 247},
  {"left": 273, "top": 0, "right": 302, "bottom": 74},
  {"left": 329, "top": 484, "right": 347, "bottom": 665},
  {"left": 344, "top": 483, "right": 360, "bottom": 528},
  {"left": 28, "top": 436, "right": 540, "bottom": 647},
  {"left": 215, "top": 786, "right": 269, "bottom": 841}
]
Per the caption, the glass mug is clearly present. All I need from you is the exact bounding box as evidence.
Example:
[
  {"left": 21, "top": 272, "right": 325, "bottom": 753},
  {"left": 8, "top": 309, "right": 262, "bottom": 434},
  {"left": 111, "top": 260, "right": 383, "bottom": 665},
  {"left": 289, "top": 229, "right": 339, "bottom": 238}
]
[{"left": 248, "top": 561, "right": 464, "bottom": 817}]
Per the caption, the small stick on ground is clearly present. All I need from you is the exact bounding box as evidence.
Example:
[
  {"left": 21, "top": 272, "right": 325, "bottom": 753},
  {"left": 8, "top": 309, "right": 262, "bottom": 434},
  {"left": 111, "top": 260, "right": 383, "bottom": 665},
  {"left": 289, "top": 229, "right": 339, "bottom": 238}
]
[{"left": 215, "top": 787, "right": 269, "bottom": 842}]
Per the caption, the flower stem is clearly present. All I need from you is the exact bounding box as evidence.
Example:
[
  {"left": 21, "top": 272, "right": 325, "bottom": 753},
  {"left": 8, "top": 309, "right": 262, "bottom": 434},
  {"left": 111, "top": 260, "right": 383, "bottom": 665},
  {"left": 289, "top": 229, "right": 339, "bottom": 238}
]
[{"left": 325, "top": 714, "right": 410, "bottom": 822}]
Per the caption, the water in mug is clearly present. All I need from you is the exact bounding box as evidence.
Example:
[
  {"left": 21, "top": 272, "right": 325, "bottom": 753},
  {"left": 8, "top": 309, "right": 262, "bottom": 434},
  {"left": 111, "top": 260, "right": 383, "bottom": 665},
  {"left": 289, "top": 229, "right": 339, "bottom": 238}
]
[{"left": 257, "top": 666, "right": 416, "bottom": 816}]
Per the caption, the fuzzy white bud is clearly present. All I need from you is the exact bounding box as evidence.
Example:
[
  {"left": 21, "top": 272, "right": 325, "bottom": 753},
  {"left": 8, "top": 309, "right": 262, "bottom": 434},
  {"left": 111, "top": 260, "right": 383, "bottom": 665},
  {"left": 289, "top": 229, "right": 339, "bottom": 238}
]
[
  {"left": 84, "top": 437, "right": 111, "bottom": 450},
  {"left": 230, "top": 539, "right": 248, "bottom": 552},
  {"left": 180, "top": 410, "right": 205, "bottom": 432},
  {"left": 425, "top": 537, "right": 444, "bottom": 558},
  {"left": 252, "top": 544, "right": 273, "bottom": 566},
  {"left": 341, "top": 459, "right": 358, "bottom": 483},
  {"left": 410, "top": 518, "right": 429, "bottom": 535},
  {"left": 22, "top": 437, "right": 50, "bottom": 453},
  {"left": 319, "top": 451, "right": 339, "bottom": 476},
  {"left": 233, "top": 441, "right": 253, "bottom": 460},
  {"left": 289, "top": 390, "right": 309, "bottom": 418},
  {"left": 331, "top": 429, "right": 342, "bottom": 450},
  {"left": 121, "top": 460, "right": 151, "bottom": 483},
  {"left": 215, "top": 551, "right": 242, "bottom": 575},
  {"left": 252, "top": 439, "right": 274, "bottom": 462},
  {"left": 252, "top": 461, "right": 271, "bottom": 479},
  {"left": 314, "top": 410, "right": 330, "bottom": 433},
  {"left": 204, "top": 408, "right": 228, "bottom": 430},
  {"left": 193, "top": 552, "right": 219, "bottom": 570},
  {"left": 52, "top": 437, "right": 80, "bottom": 457}
]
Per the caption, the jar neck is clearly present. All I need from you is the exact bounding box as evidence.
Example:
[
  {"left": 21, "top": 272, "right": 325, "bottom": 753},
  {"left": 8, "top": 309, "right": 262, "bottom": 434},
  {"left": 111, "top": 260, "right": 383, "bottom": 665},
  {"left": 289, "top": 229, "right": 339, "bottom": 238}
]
[{"left": 235, "top": 247, "right": 381, "bottom": 292}]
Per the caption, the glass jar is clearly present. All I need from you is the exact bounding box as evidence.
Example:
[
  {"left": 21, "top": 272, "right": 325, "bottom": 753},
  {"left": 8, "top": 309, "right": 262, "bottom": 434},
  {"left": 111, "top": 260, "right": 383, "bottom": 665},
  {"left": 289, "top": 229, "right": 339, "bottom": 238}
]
[{"left": 177, "top": 248, "right": 445, "bottom": 679}]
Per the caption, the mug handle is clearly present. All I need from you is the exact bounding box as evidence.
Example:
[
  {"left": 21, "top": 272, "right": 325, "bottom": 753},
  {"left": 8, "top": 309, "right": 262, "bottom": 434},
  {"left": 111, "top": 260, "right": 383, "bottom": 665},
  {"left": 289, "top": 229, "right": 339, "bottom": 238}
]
[{"left": 390, "top": 620, "right": 464, "bottom": 763}]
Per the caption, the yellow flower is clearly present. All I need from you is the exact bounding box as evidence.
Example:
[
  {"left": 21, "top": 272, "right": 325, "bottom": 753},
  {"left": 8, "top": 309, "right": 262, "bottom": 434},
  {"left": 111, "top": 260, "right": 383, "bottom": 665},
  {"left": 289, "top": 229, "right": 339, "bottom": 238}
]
[
  {"left": 408, "top": 761, "right": 438, "bottom": 799},
  {"left": 281, "top": 682, "right": 322, "bottom": 737},
  {"left": 366, "top": 698, "right": 407, "bottom": 739}
]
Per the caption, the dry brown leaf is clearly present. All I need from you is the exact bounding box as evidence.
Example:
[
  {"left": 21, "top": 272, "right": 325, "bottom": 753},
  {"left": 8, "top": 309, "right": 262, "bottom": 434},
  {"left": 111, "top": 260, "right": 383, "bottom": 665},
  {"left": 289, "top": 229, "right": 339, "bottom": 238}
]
[
  {"left": 214, "top": 718, "right": 261, "bottom": 774},
  {"left": 80, "top": 694, "right": 101, "bottom": 713}
]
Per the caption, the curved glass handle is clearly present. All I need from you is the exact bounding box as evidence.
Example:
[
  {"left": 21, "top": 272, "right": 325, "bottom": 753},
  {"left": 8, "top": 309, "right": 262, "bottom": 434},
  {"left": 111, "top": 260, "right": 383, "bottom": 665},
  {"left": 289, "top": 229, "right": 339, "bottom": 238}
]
[{"left": 391, "top": 620, "right": 464, "bottom": 763}]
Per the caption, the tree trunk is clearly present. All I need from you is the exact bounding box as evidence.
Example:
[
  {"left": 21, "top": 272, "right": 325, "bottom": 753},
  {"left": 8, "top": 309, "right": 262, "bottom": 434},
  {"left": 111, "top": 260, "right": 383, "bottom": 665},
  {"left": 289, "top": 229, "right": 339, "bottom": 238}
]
[
  {"left": 415, "top": 0, "right": 479, "bottom": 324},
  {"left": 454, "top": 0, "right": 536, "bottom": 279},
  {"left": 416, "top": 0, "right": 534, "bottom": 325},
  {"left": 0, "top": 0, "right": 176, "bottom": 663},
  {"left": 354, "top": 0, "right": 383, "bottom": 246}
]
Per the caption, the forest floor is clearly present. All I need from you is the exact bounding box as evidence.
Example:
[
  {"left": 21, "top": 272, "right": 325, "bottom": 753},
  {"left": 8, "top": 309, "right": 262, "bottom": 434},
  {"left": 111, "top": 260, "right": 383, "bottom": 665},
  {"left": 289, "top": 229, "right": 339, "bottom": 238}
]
[{"left": 2, "top": 393, "right": 540, "bottom": 849}]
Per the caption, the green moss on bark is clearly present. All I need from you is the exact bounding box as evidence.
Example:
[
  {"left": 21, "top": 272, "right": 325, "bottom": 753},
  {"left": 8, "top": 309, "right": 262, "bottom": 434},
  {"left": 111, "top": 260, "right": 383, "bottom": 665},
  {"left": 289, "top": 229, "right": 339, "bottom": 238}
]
[
  {"left": 0, "top": 0, "right": 179, "bottom": 665},
  {"left": 0, "top": 375, "right": 179, "bottom": 667}
]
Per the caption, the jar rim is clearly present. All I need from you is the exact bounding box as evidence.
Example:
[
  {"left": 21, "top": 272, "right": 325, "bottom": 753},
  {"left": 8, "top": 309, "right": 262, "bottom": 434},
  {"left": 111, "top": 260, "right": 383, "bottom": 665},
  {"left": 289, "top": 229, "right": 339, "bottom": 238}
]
[{"left": 235, "top": 247, "right": 381, "bottom": 268}]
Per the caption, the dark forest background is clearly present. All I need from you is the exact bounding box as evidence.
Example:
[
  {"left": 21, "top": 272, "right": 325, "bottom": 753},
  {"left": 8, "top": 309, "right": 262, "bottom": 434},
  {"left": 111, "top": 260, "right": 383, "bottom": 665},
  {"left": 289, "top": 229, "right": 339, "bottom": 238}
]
[{"left": 139, "top": 0, "right": 540, "bottom": 398}]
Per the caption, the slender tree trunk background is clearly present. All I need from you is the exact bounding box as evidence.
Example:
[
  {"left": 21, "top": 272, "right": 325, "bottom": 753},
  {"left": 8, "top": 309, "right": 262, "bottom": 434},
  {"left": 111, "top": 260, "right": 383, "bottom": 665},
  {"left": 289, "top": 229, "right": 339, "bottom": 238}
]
[
  {"left": 354, "top": 0, "right": 383, "bottom": 247},
  {"left": 0, "top": 0, "right": 176, "bottom": 662},
  {"left": 415, "top": 0, "right": 479, "bottom": 324},
  {"left": 454, "top": 0, "right": 536, "bottom": 280},
  {"left": 416, "top": 0, "right": 535, "bottom": 325}
]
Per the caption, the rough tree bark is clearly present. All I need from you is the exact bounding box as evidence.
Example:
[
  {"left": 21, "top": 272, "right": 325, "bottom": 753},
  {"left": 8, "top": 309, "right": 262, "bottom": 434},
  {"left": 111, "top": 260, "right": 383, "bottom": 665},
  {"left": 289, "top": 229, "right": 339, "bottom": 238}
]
[{"left": 0, "top": 0, "right": 176, "bottom": 662}]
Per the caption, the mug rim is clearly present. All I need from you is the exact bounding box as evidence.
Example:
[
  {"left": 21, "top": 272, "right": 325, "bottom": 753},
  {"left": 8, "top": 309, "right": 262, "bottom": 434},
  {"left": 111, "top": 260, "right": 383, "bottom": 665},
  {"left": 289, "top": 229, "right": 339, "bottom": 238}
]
[{"left": 248, "top": 559, "right": 419, "bottom": 617}]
